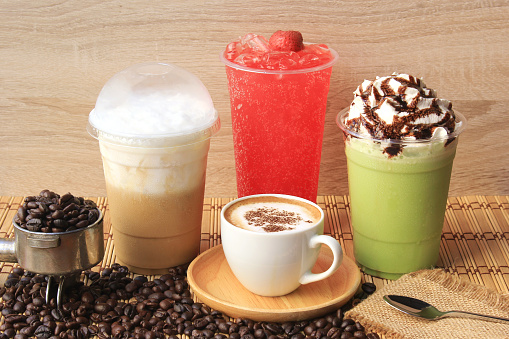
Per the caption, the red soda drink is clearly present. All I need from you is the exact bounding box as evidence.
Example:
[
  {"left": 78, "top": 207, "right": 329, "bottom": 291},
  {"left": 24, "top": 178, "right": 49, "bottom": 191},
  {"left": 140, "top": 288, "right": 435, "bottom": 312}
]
[{"left": 221, "top": 32, "right": 338, "bottom": 202}]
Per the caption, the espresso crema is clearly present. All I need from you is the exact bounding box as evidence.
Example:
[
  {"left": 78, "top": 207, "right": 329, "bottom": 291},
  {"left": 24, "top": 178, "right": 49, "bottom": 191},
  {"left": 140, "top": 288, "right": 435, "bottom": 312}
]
[{"left": 224, "top": 196, "right": 322, "bottom": 233}]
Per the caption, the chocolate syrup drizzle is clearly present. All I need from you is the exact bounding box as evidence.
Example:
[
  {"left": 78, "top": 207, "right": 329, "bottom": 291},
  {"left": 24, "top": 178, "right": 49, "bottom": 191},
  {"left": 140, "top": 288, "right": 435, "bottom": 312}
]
[{"left": 345, "top": 74, "right": 458, "bottom": 157}]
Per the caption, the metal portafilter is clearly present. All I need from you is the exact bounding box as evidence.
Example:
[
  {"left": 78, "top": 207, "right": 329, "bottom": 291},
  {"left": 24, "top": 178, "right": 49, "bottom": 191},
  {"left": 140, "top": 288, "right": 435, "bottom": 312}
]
[{"left": 0, "top": 210, "right": 104, "bottom": 308}]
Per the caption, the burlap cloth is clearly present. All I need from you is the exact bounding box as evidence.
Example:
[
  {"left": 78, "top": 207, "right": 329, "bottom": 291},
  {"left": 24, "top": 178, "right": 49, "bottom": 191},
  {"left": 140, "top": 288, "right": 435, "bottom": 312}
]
[{"left": 345, "top": 269, "right": 509, "bottom": 338}]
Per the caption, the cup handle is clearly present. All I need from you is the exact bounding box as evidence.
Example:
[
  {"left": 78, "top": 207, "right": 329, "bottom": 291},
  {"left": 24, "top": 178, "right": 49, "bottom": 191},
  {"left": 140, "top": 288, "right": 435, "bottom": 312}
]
[{"left": 299, "top": 235, "right": 343, "bottom": 285}]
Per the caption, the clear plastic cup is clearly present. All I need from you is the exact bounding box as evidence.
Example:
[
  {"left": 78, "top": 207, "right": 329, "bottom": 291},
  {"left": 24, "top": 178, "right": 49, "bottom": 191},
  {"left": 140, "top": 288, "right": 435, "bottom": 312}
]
[
  {"left": 337, "top": 108, "right": 466, "bottom": 279},
  {"left": 88, "top": 62, "right": 220, "bottom": 274},
  {"left": 220, "top": 45, "right": 338, "bottom": 203}
]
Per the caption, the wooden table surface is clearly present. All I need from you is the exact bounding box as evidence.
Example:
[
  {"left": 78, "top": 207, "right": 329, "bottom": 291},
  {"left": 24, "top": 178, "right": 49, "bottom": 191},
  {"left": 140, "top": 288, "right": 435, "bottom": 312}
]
[{"left": 1, "top": 0, "right": 508, "bottom": 197}]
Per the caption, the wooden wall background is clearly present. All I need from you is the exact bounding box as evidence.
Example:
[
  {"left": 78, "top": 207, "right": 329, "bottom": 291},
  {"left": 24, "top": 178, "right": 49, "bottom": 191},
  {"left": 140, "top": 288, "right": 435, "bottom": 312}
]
[{"left": 1, "top": 0, "right": 508, "bottom": 198}]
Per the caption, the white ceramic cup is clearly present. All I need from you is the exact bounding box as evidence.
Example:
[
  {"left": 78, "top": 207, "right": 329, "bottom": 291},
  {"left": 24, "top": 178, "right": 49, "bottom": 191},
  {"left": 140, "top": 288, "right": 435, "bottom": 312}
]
[{"left": 221, "top": 194, "right": 343, "bottom": 297}]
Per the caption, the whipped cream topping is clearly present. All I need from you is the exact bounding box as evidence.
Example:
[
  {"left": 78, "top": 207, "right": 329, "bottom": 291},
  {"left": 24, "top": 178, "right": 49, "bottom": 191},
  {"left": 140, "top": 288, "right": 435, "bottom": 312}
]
[{"left": 344, "top": 73, "right": 461, "bottom": 144}]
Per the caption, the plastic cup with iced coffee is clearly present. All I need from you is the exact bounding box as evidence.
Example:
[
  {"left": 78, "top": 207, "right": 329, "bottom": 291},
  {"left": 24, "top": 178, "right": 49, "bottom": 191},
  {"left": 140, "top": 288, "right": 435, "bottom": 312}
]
[
  {"left": 337, "top": 73, "right": 466, "bottom": 279},
  {"left": 87, "top": 62, "right": 220, "bottom": 275}
]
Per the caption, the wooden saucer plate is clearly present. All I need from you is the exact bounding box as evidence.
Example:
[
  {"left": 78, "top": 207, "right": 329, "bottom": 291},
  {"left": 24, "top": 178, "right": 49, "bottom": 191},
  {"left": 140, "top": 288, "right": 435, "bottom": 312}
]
[{"left": 187, "top": 244, "right": 361, "bottom": 322}]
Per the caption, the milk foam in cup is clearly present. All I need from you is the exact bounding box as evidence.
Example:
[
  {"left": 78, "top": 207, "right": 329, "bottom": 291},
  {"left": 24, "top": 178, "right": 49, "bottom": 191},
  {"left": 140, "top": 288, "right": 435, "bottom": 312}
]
[
  {"left": 224, "top": 196, "right": 321, "bottom": 233},
  {"left": 88, "top": 62, "right": 220, "bottom": 275},
  {"left": 337, "top": 73, "right": 466, "bottom": 279}
]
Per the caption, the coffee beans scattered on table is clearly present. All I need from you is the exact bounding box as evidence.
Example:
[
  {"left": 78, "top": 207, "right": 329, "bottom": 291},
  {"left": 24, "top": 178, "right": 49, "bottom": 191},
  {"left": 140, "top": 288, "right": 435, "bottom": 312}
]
[
  {"left": 0, "top": 264, "right": 379, "bottom": 339},
  {"left": 14, "top": 190, "right": 100, "bottom": 233}
]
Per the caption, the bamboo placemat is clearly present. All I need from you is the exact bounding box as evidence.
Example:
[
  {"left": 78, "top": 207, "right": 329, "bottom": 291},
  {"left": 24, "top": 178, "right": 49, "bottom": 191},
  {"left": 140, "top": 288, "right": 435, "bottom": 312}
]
[{"left": 1, "top": 195, "right": 509, "bottom": 295}]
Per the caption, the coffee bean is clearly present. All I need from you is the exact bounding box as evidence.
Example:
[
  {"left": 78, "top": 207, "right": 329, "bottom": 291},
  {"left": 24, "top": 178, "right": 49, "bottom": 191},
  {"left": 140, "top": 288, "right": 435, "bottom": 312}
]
[
  {"left": 67, "top": 217, "right": 79, "bottom": 226},
  {"left": 76, "top": 220, "right": 89, "bottom": 229},
  {"left": 0, "top": 323, "right": 13, "bottom": 331},
  {"left": 26, "top": 201, "right": 38, "bottom": 209},
  {"left": 59, "top": 193, "right": 73, "bottom": 206},
  {"left": 344, "top": 324, "right": 357, "bottom": 333},
  {"left": 77, "top": 213, "right": 88, "bottom": 221},
  {"left": 314, "top": 317, "right": 327, "bottom": 328},
  {"left": 148, "top": 292, "right": 165, "bottom": 302},
  {"left": 15, "top": 190, "right": 100, "bottom": 233},
  {"left": 37, "top": 202, "right": 49, "bottom": 214},
  {"left": 181, "top": 297, "right": 194, "bottom": 305},
  {"left": 52, "top": 219, "right": 68, "bottom": 229},
  {"left": 355, "top": 322, "right": 365, "bottom": 332},
  {"left": 341, "top": 319, "right": 355, "bottom": 329},
  {"left": 5, "top": 314, "right": 27, "bottom": 324},
  {"left": 32, "top": 297, "right": 45, "bottom": 307},
  {"left": 29, "top": 209, "right": 45, "bottom": 218},
  {"left": 361, "top": 282, "right": 376, "bottom": 295},
  {"left": 12, "top": 268, "right": 24, "bottom": 276},
  {"left": 3, "top": 328, "right": 15, "bottom": 338},
  {"left": 0, "top": 263, "right": 379, "bottom": 339},
  {"left": 40, "top": 190, "right": 54, "bottom": 199},
  {"left": 69, "top": 209, "right": 80, "bottom": 219},
  {"left": 217, "top": 321, "right": 230, "bottom": 334},
  {"left": 51, "top": 210, "right": 64, "bottom": 220},
  {"left": 50, "top": 308, "right": 62, "bottom": 321},
  {"left": 101, "top": 268, "right": 112, "bottom": 277},
  {"left": 63, "top": 203, "right": 77, "bottom": 215},
  {"left": 17, "top": 207, "right": 28, "bottom": 222},
  {"left": 66, "top": 320, "right": 80, "bottom": 330},
  {"left": 194, "top": 317, "right": 209, "bottom": 329},
  {"left": 34, "top": 324, "right": 52, "bottom": 338},
  {"left": 79, "top": 291, "right": 94, "bottom": 305},
  {"left": 19, "top": 325, "right": 36, "bottom": 336},
  {"left": 13, "top": 301, "right": 26, "bottom": 313},
  {"left": 4, "top": 278, "right": 20, "bottom": 288},
  {"left": 26, "top": 218, "right": 42, "bottom": 232},
  {"left": 2, "top": 308, "right": 16, "bottom": 317}
]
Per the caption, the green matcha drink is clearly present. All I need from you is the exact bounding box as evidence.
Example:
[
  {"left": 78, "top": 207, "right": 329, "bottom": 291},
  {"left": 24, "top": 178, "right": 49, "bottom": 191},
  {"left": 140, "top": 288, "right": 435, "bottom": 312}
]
[{"left": 337, "top": 73, "right": 466, "bottom": 279}]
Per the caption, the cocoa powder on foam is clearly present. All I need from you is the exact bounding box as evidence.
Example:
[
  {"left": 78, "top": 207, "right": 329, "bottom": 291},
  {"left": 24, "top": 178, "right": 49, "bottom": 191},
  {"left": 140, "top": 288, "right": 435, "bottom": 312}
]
[{"left": 224, "top": 196, "right": 321, "bottom": 233}]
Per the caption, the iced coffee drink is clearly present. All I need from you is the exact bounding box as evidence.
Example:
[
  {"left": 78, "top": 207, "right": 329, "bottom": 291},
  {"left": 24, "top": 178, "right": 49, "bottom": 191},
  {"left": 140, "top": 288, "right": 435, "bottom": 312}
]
[
  {"left": 337, "top": 73, "right": 466, "bottom": 279},
  {"left": 88, "top": 63, "right": 220, "bottom": 274}
]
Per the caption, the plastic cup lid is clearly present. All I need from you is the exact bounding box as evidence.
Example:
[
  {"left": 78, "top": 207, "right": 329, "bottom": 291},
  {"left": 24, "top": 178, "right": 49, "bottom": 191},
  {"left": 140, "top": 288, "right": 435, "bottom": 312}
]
[{"left": 88, "top": 62, "right": 220, "bottom": 147}]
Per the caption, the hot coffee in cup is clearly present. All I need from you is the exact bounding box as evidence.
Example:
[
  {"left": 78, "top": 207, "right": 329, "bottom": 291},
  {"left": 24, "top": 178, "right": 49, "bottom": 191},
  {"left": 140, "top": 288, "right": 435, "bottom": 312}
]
[
  {"left": 221, "top": 194, "right": 343, "bottom": 297},
  {"left": 223, "top": 195, "right": 322, "bottom": 233}
]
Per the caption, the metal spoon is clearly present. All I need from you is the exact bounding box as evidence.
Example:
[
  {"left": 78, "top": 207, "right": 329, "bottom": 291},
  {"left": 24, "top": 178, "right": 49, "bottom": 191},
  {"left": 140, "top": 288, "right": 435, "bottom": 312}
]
[{"left": 384, "top": 295, "right": 509, "bottom": 324}]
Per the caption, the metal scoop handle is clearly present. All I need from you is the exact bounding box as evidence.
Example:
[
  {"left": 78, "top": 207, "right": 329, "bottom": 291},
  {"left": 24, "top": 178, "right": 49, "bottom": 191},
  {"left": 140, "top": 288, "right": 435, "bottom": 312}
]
[{"left": 0, "top": 238, "right": 16, "bottom": 262}]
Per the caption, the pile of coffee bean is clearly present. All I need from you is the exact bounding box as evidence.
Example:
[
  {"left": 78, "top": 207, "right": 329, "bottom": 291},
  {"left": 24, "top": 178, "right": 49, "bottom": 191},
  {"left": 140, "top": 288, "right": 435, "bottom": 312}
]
[
  {"left": 14, "top": 190, "right": 100, "bottom": 233},
  {"left": 0, "top": 264, "right": 379, "bottom": 339}
]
